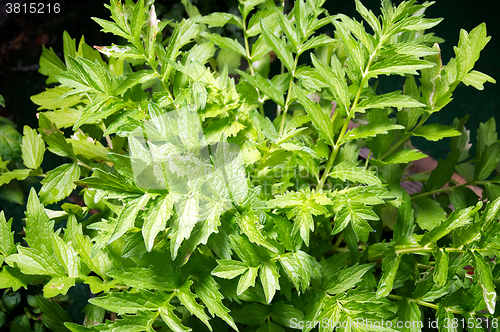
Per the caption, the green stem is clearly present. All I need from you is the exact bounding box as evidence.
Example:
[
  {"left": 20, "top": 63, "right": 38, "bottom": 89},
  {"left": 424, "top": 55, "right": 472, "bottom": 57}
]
[
  {"left": 368, "top": 245, "right": 493, "bottom": 262},
  {"left": 387, "top": 294, "right": 467, "bottom": 315},
  {"left": 242, "top": 18, "right": 265, "bottom": 117},
  {"left": 278, "top": 55, "right": 301, "bottom": 136},
  {"left": 411, "top": 182, "right": 469, "bottom": 200}
]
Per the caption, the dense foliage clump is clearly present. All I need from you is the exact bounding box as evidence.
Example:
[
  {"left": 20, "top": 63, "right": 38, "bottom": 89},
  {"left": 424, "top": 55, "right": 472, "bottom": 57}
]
[{"left": 0, "top": 0, "right": 499, "bottom": 330}]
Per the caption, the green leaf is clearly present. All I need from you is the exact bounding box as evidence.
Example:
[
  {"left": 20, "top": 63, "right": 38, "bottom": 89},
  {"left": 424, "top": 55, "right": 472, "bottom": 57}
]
[
  {"left": 237, "top": 266, "right": 259, "bottom": 295},
  {"left": 324, "top": 263, "right": 375, "bottom": 295},
  {"left": 396, "top": 297, "right": 422, "bottom": 332},
  {"left": 412, "top": 197, "right": 447, "bottom": 232},
  {"left": 108, "top": 194, "right": 151, "bottom": 244},
  {"left": 0, "top": 95, "right": 4, "bottom": 107},
  {"left": 355, "top": 0, "right": 381, "bottom": 35},
  {"left": 36, "top": 296, "right": 72, "bottom": 332},
  {"left": 0, "top": 211, "right": 15, "bottom": 256},
  {"left": 232, "top": 304, "right": 270, "bottom": 326},
  {"left": 114, "top": 70, "right": 157, "bottom": 95},
  {"left": 0, "top": 169, "right": 31, "bottom": 187},
  {"left": 354, "top": 91, "right": 425, "bottom": 114},
  {"left": 474, "top": 142, "right": 500, "bottom": 181},
  {"left": 0, "top": 121, "right": 22, "bottom": 161},
  {"left": 425, "top": 150, "right": 460, "bottom": 192},
  {"left": 6, "top": 246, "right": 65, "bottom": 277},
  {"left": 278, "top": 250, "right": 321, "bottom": 293},
  {"left": 368, "top": 55, "right": 435, "bottom": 78},
  {"left": 0, "top": 266, "right": 37, "bottom": 291},
  {"left": 413, "top": 124, "right": 461, "bottom": 141},
  {"left": 376, "top": 249, "right": 401, "bottom": 298},
  {"left": 39, "top": 46, "right": 66, "bottom": 84},
  {"left": 43, "top": 277, "right": 76, "bottom": 298},
  {"left": 39, "top": 163, "right": 80, "bottom": 205},
  {"left": 294, "top": 84, "right": 334, "bottom": 145},
  {"left": 260, "top": 260, "right": 280, "bottom": 304},
  {"left": 89, "top": 290, "right": 168, "bottom": 315},
  {"left": 328, "top": 162, "right": 381, "bottom": 185},
  {"left": 462, "top": 70, "right": 496, "bottom": 90},
  {"left": 142, "top": 194, "right": 174, "bottom": 252},
  {"left": 212, "top": 260, "right": 249, "bottom": 279},
  {"left": 455, "top": 23, "right": 491, "bottom": 78},
  {"left": 378, "top": 149, "right": 427, "bottom": 165},
  {"left": 423, "top": 203, "right": 482, "bottom": 244},
  {"left": 471, "top": 250, "right": 496, "bottom": 314},
  {"left": 38, "top": 113, "right": 74, "bottom": 158},
  {"left": 25, "top": 188, "right": 54, "bottom": 252},
  {"left": 270, "top": 302, "right": 303, "bottom": 328},
  {"left": 433, "top": 248, "right": 449, "bottom": 288},
  {"left": 130, "top": 0, "right": 146, "bottom": 41},
  {"left": 21, "top": 126, "right": 45, "bottom": 169},
  {"left": 176, "top": 279, "right": 212, "bottom": 330},
  {"left": 260, "top": 21, "right": 294, "bottom": 72},
  {"left": 107, "top": 266, "right": 177, "bottom": 291},
  {"left": 195, "top": 273, "right": 238, "bottom": 331},
  {"left": 235, "top": 211, "right": 277, "bottom": 253},
  {"left": 196, "top": 12, "right": 242, "bottom": 28},
  {"left": 340, "top": 123, "right": 404, "bottom": 144},
  {"left": 237, "top": 70, "right": 284, "bottom": 107},
  {"left": 310, "top": 54, "right": 350, "bottom": 115},
  {"left": 159, "top": 304, "right": 192, "bottom": 332},
  {"left": 201, "top": 32, "right": 246, "bottom": 57}
]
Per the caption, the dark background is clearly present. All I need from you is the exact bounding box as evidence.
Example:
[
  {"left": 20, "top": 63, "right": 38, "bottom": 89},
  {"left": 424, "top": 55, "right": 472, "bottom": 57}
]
[{"left": 0, "top": 0, "right": 498, "bottom": 324}]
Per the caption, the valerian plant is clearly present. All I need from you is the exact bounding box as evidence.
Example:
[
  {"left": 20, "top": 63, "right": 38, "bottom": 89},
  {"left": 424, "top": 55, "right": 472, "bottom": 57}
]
[{"left": 0, "top": 0, "right": 499, "bottom": 331}]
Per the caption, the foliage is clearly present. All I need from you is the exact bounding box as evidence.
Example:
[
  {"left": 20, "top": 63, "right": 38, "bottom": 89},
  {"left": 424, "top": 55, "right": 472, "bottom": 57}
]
[{"left": 0, "top": 0, "right": 499, "bottom": 331}]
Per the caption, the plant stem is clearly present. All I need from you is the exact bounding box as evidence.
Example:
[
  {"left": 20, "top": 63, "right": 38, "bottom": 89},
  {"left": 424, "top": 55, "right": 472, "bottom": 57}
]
[
  {"left": 278, "top": 55, "right": 301, "bottom": 136},
  {"left": 242, "top": 18, "right": 265, "bottom": 117},
  {"left": 386, "top": 294, "right": 465, "bottom": 315},
  {"left": 411, "top": 182, "right": 469, "bottom": 200}
]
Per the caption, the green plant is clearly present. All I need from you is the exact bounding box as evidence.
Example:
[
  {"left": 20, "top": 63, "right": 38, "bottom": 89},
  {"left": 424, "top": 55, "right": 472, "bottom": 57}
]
[{"left": 1, "top": 0, "right": 499, "bottom": 331}]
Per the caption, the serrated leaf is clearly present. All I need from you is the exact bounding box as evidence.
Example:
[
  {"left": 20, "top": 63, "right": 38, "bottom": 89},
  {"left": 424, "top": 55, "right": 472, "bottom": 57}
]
[
  {"left": 21, "top": 126, "right": 45, "bottom": 169},
  {"left": 260, "top": 260, "right": 280, "bottom": 304},
  {"left": 43, "top": 277, "right": 76, "bottom": 298},
  {"left": 0, "top": 169, "right": 31, "bottom": 187},
  {"left": 377, "top": 149, "right": 427, "bottom": 165},
  {"left": 233, "top": 304, "right": 270, "bottom": 326},
  {"left": 36, "top": 296, "right": 72, "bottom": 332},
  {"left": 6, "top": 246, "right": 65, "bottom": 277},
  {"left": 196, "top": 12, "right": 242, "bottom": 28},
  {"left": 368, "top": 55, "right": 434, "bottom": 78},
  {"left": 376, "top": 249, "right": 401, "bottom": 298},
  {"left": 354, "top": 91, "right": 425, "bottom": 114},
  {"left": 0, "top": 266, "right": 36, "bottom": 291},
  {"left": 40, "top": 163, "right": 80, "bottom": 205},
  {"left": 0, "top": 122, "right": 22, "bottom": 161},
  {"left": 324, "top": 263, "right": 375, "bottom": 295},
  {"left": 89, "top": 290, "right": 168, "bottom": 315},
  {"left": 39, "top": 46, "right": 66, "bottom": 84},
  {"left": 471, "top": 250, "right": 496, "bottom": 314},
  {"left": 235, "top": 211, "right": 277, "bottom": 252},
  {"left": 212, "top": 260, "right": 249, "bottom": 279},
  {"left": 107, "top": 266, "right": 177, "bottom": 291},
  {"left": 159, "top": 304, "right": 192, "bottom": 332},
  {"left": 295, "top": 85, "right": 334, "bottom": 145},
  {"left": 176, "top": 279, "right": 212, "bottom": 330},
  {"left": 278, "top": 250, "right": 321, "bottom": 293},
  {"left": 237, "top": 266, "right": 259, "bottom": 295},
  {"left": 142, "top": 194, "right": 173, "bottom": 251},
  {"left": 340, "top": 123, "right": 404, "bottom": 144},
  {"left": 413, "top": 124, "right": 461, "bottom": 141},
  {"left": 260, "top": 21, "right": 294, "bottom": 72},
  {"left": 237, "top": 69, "right": 284, "bottom": 107},
  {"left": 38, "top": 113, "right": 74, "bottom": 158},
  {"left": 311, "top": 54, "right": 350, "bottom": 115},
  {"left": 328, "top": 162, "right": 381, "bottom": 185},
  {"left": 0, "top": 211, "right": 15, "bottom": 256},
  {"left": 25, "top": 188, "right": 54, "bottom": 252},
  {"left": 425, "top": 150, "right": 460, "bottom": 192},
  {"left": 462, "top": 70, "right": 496, "bottom": 90},
  {"left": 202, "top": 32, "right": 246, "bottom": 57},
  {"left": 108, "top": 194, "right": 151, "bottom": 244},
  {"left": 433, "top": 248, "right": 449, "bottom": 288},
  {"left": 396, "top": 297, "right": 422, "bottom": 332},
  {"left": 195, "top": 273, "right": 238, "bottom": 331}
]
